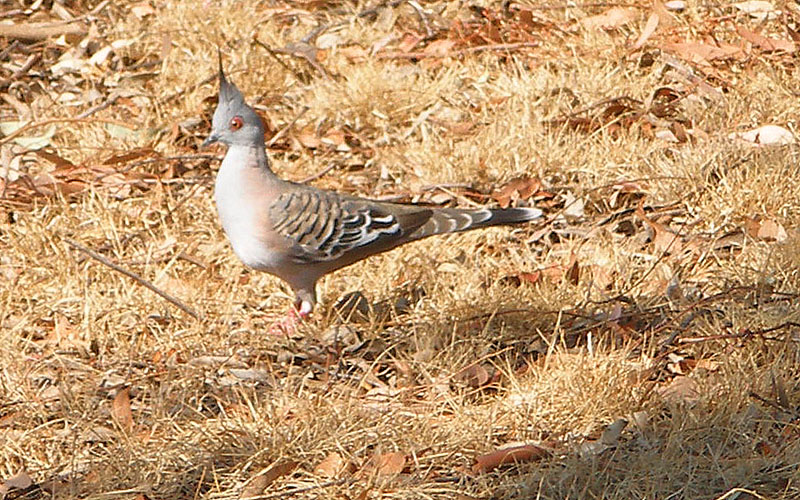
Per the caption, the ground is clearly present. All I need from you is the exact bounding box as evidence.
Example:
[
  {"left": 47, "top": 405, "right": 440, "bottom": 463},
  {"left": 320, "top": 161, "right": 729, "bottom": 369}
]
[{"left": 1, "top": 1, "right": 800, "bottom": 499}]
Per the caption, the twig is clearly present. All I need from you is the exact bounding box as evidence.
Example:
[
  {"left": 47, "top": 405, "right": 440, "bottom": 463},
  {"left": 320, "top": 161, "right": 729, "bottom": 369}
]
[
  {"left": 407, "top": 0, "right": 434, "bottom": 38},
  {"left": 267, "top": 106, "right": 309, "bottom": 148},
  {"left": 252, "top": 36, "right": 300, "bottom": 78},
  {"left": 63, "top": 237, "right": 200, "bottom": 320},
  {"left": 299, "top": 162, "right": 338, "bottom": 184},
  {"left": 377, "top": 42, "right": 539, "bottom": 59},
  {"left": 0, "top": 21, "right": 87, "bottom": 41},
  {"left": 76, "top": 91, "right": 120, "bottom": 119},
  {"left": 0, "top": 53, "right": 39, "bottom": 88}
]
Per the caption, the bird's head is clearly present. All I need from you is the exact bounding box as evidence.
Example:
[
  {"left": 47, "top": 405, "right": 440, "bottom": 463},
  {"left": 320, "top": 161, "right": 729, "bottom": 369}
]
[{"left": 203, "top": 54, "right": 265, "bottom": 149}]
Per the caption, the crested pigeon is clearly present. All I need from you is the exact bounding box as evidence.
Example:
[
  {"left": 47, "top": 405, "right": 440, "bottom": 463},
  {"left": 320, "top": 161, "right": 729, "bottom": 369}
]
[{"left": 203, "top": 59, "right": 543, "bottom": 324}]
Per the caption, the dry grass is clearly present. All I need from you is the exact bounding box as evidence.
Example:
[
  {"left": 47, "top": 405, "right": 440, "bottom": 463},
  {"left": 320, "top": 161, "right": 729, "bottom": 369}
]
[{"left": 2, "top": 1, "right": 800, "bottom": 499}]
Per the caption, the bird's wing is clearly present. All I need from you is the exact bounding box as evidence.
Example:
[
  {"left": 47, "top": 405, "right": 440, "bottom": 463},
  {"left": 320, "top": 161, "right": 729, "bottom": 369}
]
[{"left": 268, "top": 188, "right": 432, "bottom": 264}]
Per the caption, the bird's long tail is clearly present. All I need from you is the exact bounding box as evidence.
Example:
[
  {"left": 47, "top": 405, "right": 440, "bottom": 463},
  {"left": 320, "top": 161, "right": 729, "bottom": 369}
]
[{"left": 410, "top": 206, "right": 542, "bottom": 240}]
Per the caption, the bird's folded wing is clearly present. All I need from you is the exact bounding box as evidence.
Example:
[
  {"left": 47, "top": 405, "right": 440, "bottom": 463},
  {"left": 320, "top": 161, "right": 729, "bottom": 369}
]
[{"left": 269, "top": 189, "right": 432, "bottom": 264}]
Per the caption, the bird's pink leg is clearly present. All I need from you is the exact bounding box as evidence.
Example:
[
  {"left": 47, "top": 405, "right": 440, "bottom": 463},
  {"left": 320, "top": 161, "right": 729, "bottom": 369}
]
[{"left": 267, "top": 299, "right": 312, "bottom": 336}]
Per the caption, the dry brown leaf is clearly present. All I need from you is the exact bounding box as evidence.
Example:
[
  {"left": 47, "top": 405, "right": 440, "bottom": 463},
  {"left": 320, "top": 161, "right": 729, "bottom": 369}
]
[
  {"left": 473, "top": 443, "right": 549, "bottom": 473},
  {"left": 0, "top": 470, "right": 34, "bottom": 497},
  {"left": 492, "top": 176, "right": 541, "bottom": 208},
  {"left": 454, "top": 363, "right": 490, "bottom": 388},
  {"left": 633, "top": 12, "right": 659, "bottom": 49},
  {"left": 423, "top": 39, "right": 456, "bottom": 57},
  {"left": 321, "top": 128, "right": 347, "bottom": 148},
  {"left": 314, "top": 452, "right": 352, "bottom": 478},
  {"left": 730, "top": 125, "right": 795, "bottom": 146},
  {"left": 296, "top": 125, "right": 321, "bottom": 149},
  {"left": 745, "top": 217, "right": 788, "bottom": 242},
  {"left": 341, "top": 45, "right": 369, "bottom": 63},
  {"left": 369, "top": 452, "right": 406, "bottom": 476},
  {"left": 734, "top": 1, "right": 779, "bottom": 20},
  {"left": 657, "top": 376, "right": 699, "bottom": 404},
  {"left": 608, "top": 181, "right": 648, "bottom": 207},
  {"left": 663, "top": 41, "right": 744, "bottom": 64},
  {"left": 398, "top": 32, "right": 422, "bottom": 53},
  {"left": 240, "top": 462, "right": 297, "bottom": 499},
  {"left": 111, "top": 387, "right": 133, "bottom": 432},
  {"left": 635, "top": 202, "right": 683, "bottom": 254},
  {"left": 737, "top": 27, "right": 795, "bottom": 53},
  {"left": 565, "top": 253, "right": 580, "bottom": 286},
  {"left": 580, "top": 7, "right": 638, "bottom": 30},
  {"left": 130, "top": 2, "right": 156, "bottom": 19}
]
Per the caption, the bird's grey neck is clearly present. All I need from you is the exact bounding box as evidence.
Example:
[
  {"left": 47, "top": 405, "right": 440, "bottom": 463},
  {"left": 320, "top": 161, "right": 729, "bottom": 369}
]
[{"left": 227, "top": 142, "right": 272, "bottom": 173}]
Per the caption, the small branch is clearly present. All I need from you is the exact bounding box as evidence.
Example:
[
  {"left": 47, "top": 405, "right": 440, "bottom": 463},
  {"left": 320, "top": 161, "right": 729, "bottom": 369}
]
[
  {"left": 64, "top": 237, "right": 200, "bottom": 320},
  {"left": 377, "top": 42, "right": 539, "bottom": 60},
  {"left": 299, "top": 162, "right": 337, "bottom": 184},
  {"left": 0, "top": 53, "right": 39, "bottom": 88},
  {"left": 267, "top": 106, "right": 309, "bottom": 148},
  {"left": 0, "top": 21, "right": 87, "bottom": 41},
  {"left": 76, "top": 91, "right": 120, "bottom": 119}
]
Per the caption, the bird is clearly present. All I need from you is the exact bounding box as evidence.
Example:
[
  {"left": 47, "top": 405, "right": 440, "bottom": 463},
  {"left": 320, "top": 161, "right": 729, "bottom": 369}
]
[{"left": 203, "top": 57, "right": 543, "bottom": 330}]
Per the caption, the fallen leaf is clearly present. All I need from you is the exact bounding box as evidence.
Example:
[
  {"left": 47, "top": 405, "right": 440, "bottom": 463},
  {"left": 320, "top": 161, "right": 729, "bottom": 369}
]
[
  {"left": 340, "top": 45, "right": 369, "bottom": 62},
  {"left": 473, "top": 443, "right": 549, "bottom": 473},
  {"left": 130, "top": 2, "right": 156, "bottom": 19},
  {"left": 240, "top": 462, "right": 297, "bottom": 499},
  {"left": 635, "top": 202, "right": 683, "bottom": 254},
  {"left": 423, "top": 39, "right": 456, "bottom": 57},
  {"left": 632, "top": 12, "right": 659, "bottom": 49},
  {"left": 369, "top": 452, "right": 406, "bottom": 476},
  {"left": 733, "top": 1, "right": 779, "bottom": 20},
  {"left": 314, "top": 452, "right": 352, "bottom": 478},
  {"left": 397, "top": 32, "right": 422, "bottom": 53},
  {"left": 562, "top": 191, "right": 585, "bottom": 219},
  {"left": 104, "top": 122, "right": 141, "bottom": 140},
  {"left": 0, "top": 121, "right": 56, "bottom": 150},
  {"left": 454, "top": 363, "right": 490, "bottom": 388},
  {"left": 608, "top": 180, "right": 648, "bottom": 208},
  {"left": 565, "top": 253, "right": 580, "bottom": 286},
  {"left": 316, "top": 32, "right": 341, "bottom": 49},
  {"left": 730, "top": 125, "right": 795, "bottom": 146},
  {"left": 580, "top": 7, "right": 638, "bottom": 30},
  {"left": 656, "top": 375, "right": 699, "bottom": 404},
  {"left": 745, "top": 217, "right": 788, "bottom": 242},
  {"left": 492, "top": 176, "right": 541, "bottom": 208},
  {"left": 664, "top": 0, "right": 686, "bottom": 10},
  {"left": 663, "top": 41, "right": 744, "bottom": 64},
  {"left": 296, "top": 125, "right": 321, "bottom": 149},
  {"left": 737, "top": 27, "right": 795, "bottom": 53},
  {"left": 0, "top": 470, "right": 34, "bottom": 497},
  {"left": 111, "top": 387, "right": 133, "bottom": 432}
]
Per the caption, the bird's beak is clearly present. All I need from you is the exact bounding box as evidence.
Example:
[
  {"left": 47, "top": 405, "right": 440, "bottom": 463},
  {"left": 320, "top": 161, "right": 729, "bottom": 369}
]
[{"left": 201, "top": 133, "right": 219, "bottom": 148}]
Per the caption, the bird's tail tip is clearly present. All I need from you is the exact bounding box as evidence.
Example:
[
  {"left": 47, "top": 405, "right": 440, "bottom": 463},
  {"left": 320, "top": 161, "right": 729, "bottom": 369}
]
[{"left": 497, "top": 206, "right": 543, "bottom": 223}]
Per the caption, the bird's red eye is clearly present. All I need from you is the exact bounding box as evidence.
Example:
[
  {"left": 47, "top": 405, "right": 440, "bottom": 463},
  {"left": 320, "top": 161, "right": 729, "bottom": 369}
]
[{"left": 229, "top": 116, "right": 243, "bottom": 131}]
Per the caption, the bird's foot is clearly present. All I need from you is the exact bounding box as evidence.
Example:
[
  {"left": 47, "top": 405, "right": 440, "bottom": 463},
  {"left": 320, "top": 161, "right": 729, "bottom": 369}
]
[{"left": 267, "top": 300, "right": 312, "bottom": 336}]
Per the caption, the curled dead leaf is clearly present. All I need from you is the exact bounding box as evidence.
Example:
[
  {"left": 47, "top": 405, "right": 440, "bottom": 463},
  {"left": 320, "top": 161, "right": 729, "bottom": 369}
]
[
  {"left": 366, "top": 452, "right": 407, "bottom": 476},
  {"left": 473, "top": 443, "right": 550, "bottom": 473},
  {"left": 0, "top": 470, "right": 34, "bottom": 498},
  {"left": 240, "top": 462, "right": 297, "bottom": 499},
  {"left": 745, "top": 217, "right": 788, "bottom": 242},
  {"left": 454, "top": 363, "right": 490, "bottom": 388},
  {"left": 492, "top": 176, "right": 541, "bottom": 208},
  {"left": 580, "top": 7, "right": 638, "bottom": 30},
  {"left": 730, "top": 125, "right": 795, "bottom": 146},
  {"left": 314, "top": 452, "right": 353, "bottom": 478},
  {"left": 111, "top": 387, "right": 133, "bottom": 432},
  {"left": 341, "top": 45, "right": 369, "bottom": 63},
  {"left": 423, "top": 39, "right": 456, "bottom": 57}
]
